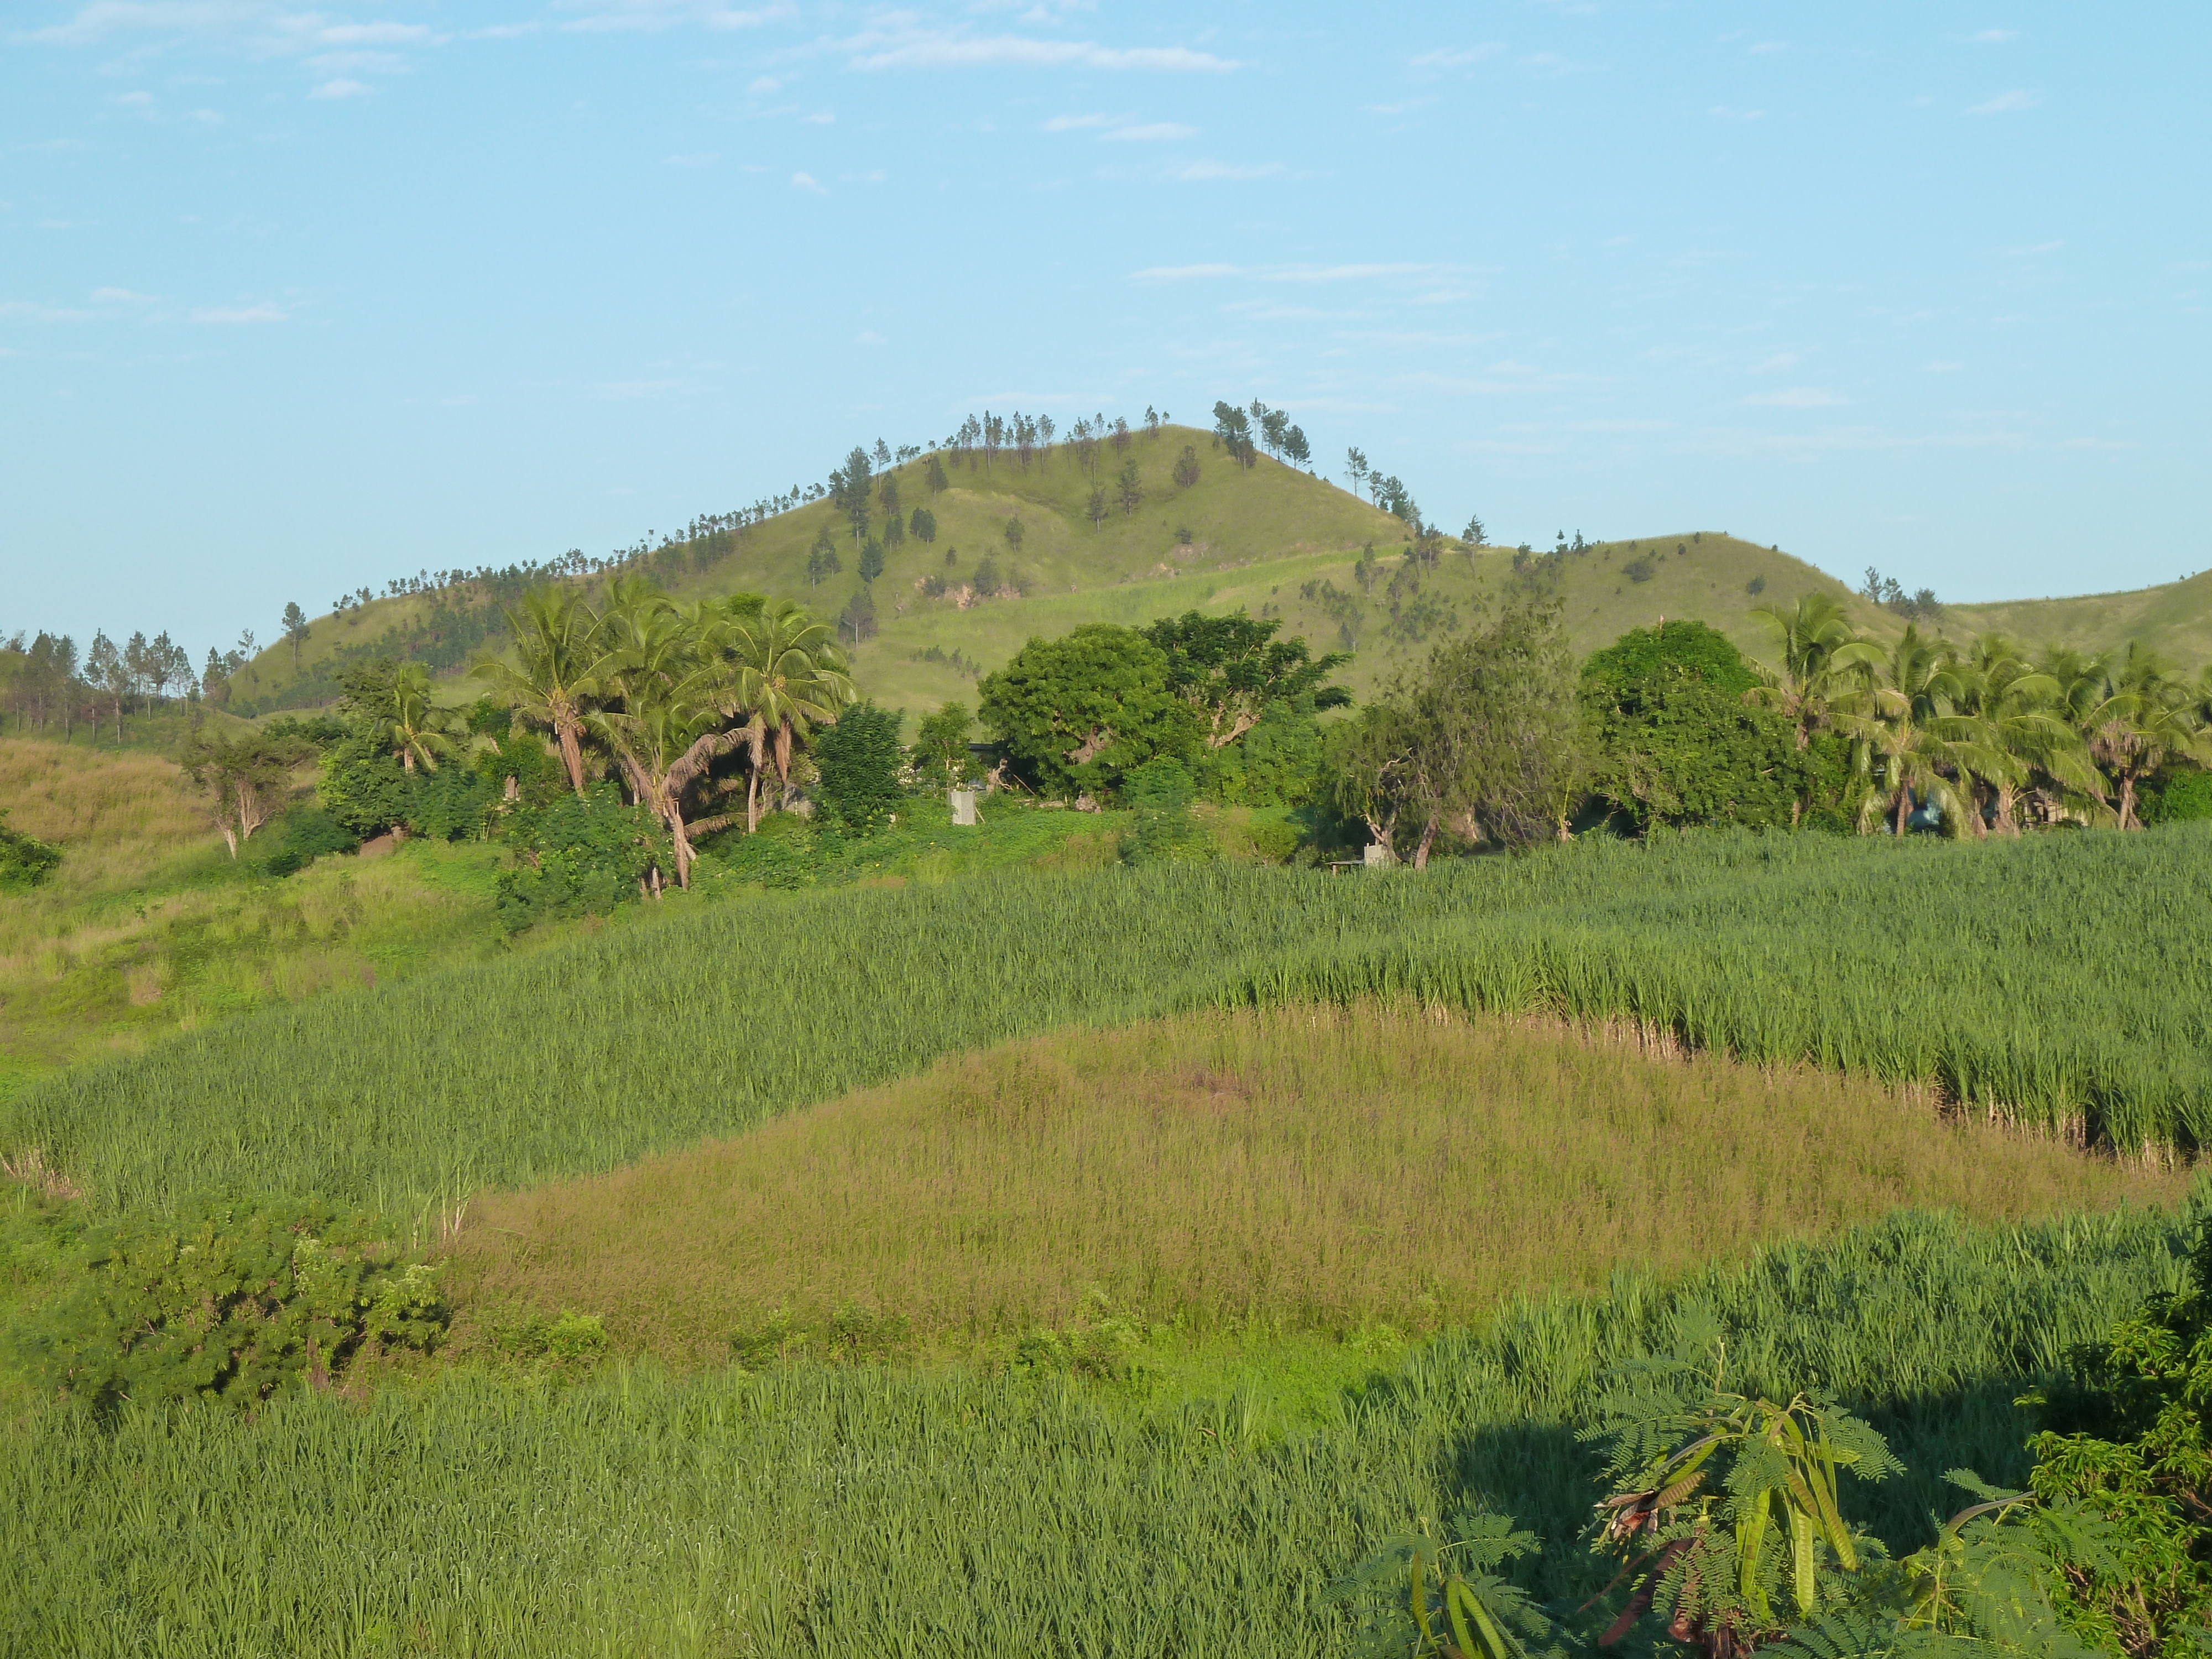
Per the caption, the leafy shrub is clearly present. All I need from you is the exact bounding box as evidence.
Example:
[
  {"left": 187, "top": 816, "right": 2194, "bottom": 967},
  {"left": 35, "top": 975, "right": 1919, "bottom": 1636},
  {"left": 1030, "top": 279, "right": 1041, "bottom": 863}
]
[
  {"left": 410, "top": 760, "right": 494, "bottom": 841},
  {"left": 2147, "top": 770, "right": 2212, "bottom": 825},
  {"left": 0, "top": 808, "right": 62, "bottom": 889},
  {"left": 1623, "top": 556, "right": 1657, "bottom": 583},
  {"left": 4, "top": 1196, "right": 444, "bottom": 1413},
  {"left": 812, "top": 701, "right": 905, "bottom": 834},
  {"left": 257, "top": 805, "right": 359, "bottom": 878},
  {"left": 487, "top": 1307, "right": 608, "bottom": 1364},
  {"left": 494, "top": 784, "right": 668, "bottom": 932},
  {"left": 701, "top": 812, "right": 819, "bottom": 891},
  {"left": 317, "top": 736, "right": 415, "bottom": 838},
  {"left": 1122, "top": 757, "right": 1214, "bottom": 866},
  {"left": 2026, "top": 1219, "right": 2212, "bottom": 1652}
]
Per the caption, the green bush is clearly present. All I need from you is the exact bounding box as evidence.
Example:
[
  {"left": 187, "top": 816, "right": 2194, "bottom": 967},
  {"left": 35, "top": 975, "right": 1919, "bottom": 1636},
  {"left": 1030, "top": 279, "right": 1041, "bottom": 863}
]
[
  {"left": 4, "top": 1196, "right": 444, "bottom": 1414},
  {"left": 701, "top": 811, "right": 820, "bottom": 890},
  {"left": 2027, "top": 1219, "right": 2212, "bottom": 1653},
  {"left": 2147, "top": 769, "right": 2212, "bottom": 825},
  {"left": 494, "top": 784, "right": 668, "bottom": 932},
  {"left": 488, "top": 1307, "right": 608, "bottom": 1365},
  {"left": 1123, "top": 758, "right": 1215, "bottom": 865},
  {"left": 0, "top": 809, "right": 62, "bottom": 890},
  {"left": 256, "top": 805, "right": 359, "bottom": 877},
  {"left": 812, "top": 701, "right": 905, "bottom": 833}
]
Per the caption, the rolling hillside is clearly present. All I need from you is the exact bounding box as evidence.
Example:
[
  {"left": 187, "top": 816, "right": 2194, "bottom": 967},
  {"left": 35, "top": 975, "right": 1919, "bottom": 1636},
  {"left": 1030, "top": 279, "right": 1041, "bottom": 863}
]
[{"left": 222, "top": 422, "right": 2209, "bottom": 719}]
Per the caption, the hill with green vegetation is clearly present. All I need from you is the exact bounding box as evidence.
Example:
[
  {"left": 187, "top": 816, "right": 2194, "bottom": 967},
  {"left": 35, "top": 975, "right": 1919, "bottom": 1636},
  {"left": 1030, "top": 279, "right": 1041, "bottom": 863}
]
[{"left": 218, "top": 419, "right": 2212, "bottom": 728}]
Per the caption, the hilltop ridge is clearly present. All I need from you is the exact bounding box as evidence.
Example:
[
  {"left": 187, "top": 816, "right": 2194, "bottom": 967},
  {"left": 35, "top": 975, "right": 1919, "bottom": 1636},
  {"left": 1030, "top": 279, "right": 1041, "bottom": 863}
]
[{"left": 220, "top": 422, "right": 2211, "bottom": 718}]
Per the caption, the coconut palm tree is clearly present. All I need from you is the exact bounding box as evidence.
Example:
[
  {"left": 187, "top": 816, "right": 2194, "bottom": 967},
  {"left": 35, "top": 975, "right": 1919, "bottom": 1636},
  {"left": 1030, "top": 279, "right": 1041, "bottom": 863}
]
[
  {"left": 1940, "top": 634, "right": 2100, "bottom": 835},
  {"left": 1743, "top": 591, "right": 1875, "bottom": 750},
  {"left": 590, "top": 672, "right": 735, "bottom": 890},
  {"left": 2043, "top": 644, "right": 2211, "bottom": 828},
  {"left": 1833, "top": 626, "right": 1979, "bottom": 836},
  {"left": 587, "top": 581, "right": 749, "bottom": 889},
  {"left": 472, "top": 585, "right": 612, "bottom": 796},
  {"left": 718, "top": 598, "right": 858, "bottom": 831},
  {"left": 374, "top": 662, "right": 462, "bottom": 773}
]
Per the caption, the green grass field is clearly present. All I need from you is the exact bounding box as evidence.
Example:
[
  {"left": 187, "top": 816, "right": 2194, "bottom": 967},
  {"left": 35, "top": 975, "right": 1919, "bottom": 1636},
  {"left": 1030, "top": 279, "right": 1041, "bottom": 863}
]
[
  {"left": 10, "top": 823, "right": 2211, "bottom": 1224},
  {"left": 5, "top": 1200, "right": 2197, "bottom": 1657}
]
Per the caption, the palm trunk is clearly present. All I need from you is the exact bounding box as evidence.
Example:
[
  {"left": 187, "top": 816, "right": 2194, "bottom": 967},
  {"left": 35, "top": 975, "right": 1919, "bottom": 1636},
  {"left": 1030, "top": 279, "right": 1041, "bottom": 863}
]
[
  {"left": 774, "top": 721, "right": 795, "bottom": 808},
  {"left": 556, "top": 718, "right": 587, "bottom": 796},
  {"left": 2119, "top": 773, "right": 2138, "bottom": 831},
  {"left": 1893, "top": 788, "right": 1910, "bottom": 837}
]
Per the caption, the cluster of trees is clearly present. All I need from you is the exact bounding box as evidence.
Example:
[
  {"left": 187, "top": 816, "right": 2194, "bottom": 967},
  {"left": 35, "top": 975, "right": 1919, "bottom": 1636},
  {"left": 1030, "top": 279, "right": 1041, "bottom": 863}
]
[
  {"left": 0, "top": 625, "right": 255, "bottom": 743},
  {"left": 1860, "top": 565, "right": 1945, "bottom": 622},
  {"left": 1210, "top": 400, "right": 1313, "bottom": 472},
  {"left": 1341, "top": 447, "right": 1421, "bottom": 528},
  {"left": 174, "top": 581, "right": 871, "bottom": 912},
  {"left": 936, "top": 408, "right": 1172, "bottom": 479},
  {"left": 1324, "top": 589, "right": 2212, "bottom": 867}
]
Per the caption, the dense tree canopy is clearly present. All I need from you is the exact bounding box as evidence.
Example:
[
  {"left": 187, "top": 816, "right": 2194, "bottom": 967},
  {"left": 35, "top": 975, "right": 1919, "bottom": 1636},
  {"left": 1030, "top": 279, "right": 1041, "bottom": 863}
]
[
  {"left": 1580, "top": 620, "right": 1834, "bottom": 832},
  {"left": 978, "top": 624, "right": 1200, "bottom": 800}
]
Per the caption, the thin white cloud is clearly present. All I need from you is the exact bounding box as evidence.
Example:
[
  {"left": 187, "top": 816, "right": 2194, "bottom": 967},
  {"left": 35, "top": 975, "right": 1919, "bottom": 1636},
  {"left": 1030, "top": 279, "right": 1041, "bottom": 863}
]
[
  {"left": 664, "top": 152, "right": 718, "bottom": 166},
  {"left": 109, "top": 89, "right": 154, "bottom": 105},
  {"left": 847, "top": 33, "right": 1237, "bottom": 72},
  {"left": 1751, "top": 353, "right": 1798, "bottom": 373},
  {"left": 747, "top": 74, "right": 780, "bottom": 93},
  {"left": 192, "top": 302, "right": 286, "bottom": 323},
  {"left": 0, "top": 299, "right": 95, "bottom": 321},
  {"left": 1130, "top": 260, "right": 1446, "bottom": 283},
  {"left": 1130, "top": 262, "right": 1242, "bottom": 281},
  {"left": 319, "top": 21, "right": 432, "bottom": 45},
  {"left": 1971, "top": 29, "right": 2018, "bottom": 43},
  {"left": 790, "top": 170, "right": 825, "bottom": 194},
  {"left": 1968, "top": 88, "right": 2039, "bottom": 114},
  {"left": 1410, "top": 44, "right": 1503, "bottom": 69},
  {"left": 1999, "top": 239, "right": 2063, "bottom": 257},
  {"left": 854, "top": 330, "right": 885, "bottom": 345},
  {"left": 1366, "top": 96, "right": 1435, "bottom": 116},
  {"left": 560, "top": 1, "right": 790, "bottom": 34},
  {"left": 1749, "top": 39, "right": 1785, "bottom": 53},
  {"left": 802, "top": 110, "right": 833, "bottom": 123},
  {"left": 1175, "top": 159, "right": 1283, "bottom": 180},
  {"left": 310, "top": 77, "right": 368, "bottom": 98},
  {"left": 1102, "top": 122, "right": 1196, "bottom": 142},
  {"left": 1745, "top": 387, "right": 1844, "bottom": 408}
]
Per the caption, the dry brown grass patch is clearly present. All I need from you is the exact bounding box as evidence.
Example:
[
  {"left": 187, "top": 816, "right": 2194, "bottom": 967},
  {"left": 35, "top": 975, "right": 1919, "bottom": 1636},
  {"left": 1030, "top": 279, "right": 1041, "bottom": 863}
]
[{"left": 447, "top": 1003, "right": 2190, "bottom": 1364}]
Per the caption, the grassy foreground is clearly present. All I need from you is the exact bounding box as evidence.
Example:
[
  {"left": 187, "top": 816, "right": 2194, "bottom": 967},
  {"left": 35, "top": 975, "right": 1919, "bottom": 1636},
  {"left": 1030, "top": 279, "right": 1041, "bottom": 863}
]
[
  {"left": 9, "top": 824, "right": 2210, "bottom": 1219},
  {"left": 451, "top": 1004, "right": 2187, "bottom": 1363},
  {"left": 7, "top": 1200, "right": 2198, "bottom": 1657}
]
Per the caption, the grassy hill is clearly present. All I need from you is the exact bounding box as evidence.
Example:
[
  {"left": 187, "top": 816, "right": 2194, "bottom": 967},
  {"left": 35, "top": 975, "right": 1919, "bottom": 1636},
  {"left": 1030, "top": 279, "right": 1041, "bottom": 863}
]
[{"left": 221, "top": 421, "right": 2210, "bottom": 721}]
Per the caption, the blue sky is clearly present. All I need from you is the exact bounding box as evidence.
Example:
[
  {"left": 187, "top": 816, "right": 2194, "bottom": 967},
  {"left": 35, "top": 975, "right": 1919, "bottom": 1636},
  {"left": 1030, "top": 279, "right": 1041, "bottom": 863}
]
[{"left": 4, "top": 1, "right": 2207, "bottom": 661}]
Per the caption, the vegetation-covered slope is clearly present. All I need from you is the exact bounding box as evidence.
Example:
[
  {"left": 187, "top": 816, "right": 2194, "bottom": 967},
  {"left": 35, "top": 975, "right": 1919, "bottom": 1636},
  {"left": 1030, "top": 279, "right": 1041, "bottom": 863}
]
[
  {"left": 219, "top": 418, "right": 2212, "bottom": 722},
  {"left": 12, "top": 825, "right": 2211, "bottom": 1220}
]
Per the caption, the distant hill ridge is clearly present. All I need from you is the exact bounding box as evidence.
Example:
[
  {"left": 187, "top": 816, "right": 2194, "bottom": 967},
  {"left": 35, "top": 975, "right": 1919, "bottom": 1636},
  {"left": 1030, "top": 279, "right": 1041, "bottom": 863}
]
[{"left": 222, "top": 422, "right": 2211, "bottom": 717}]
